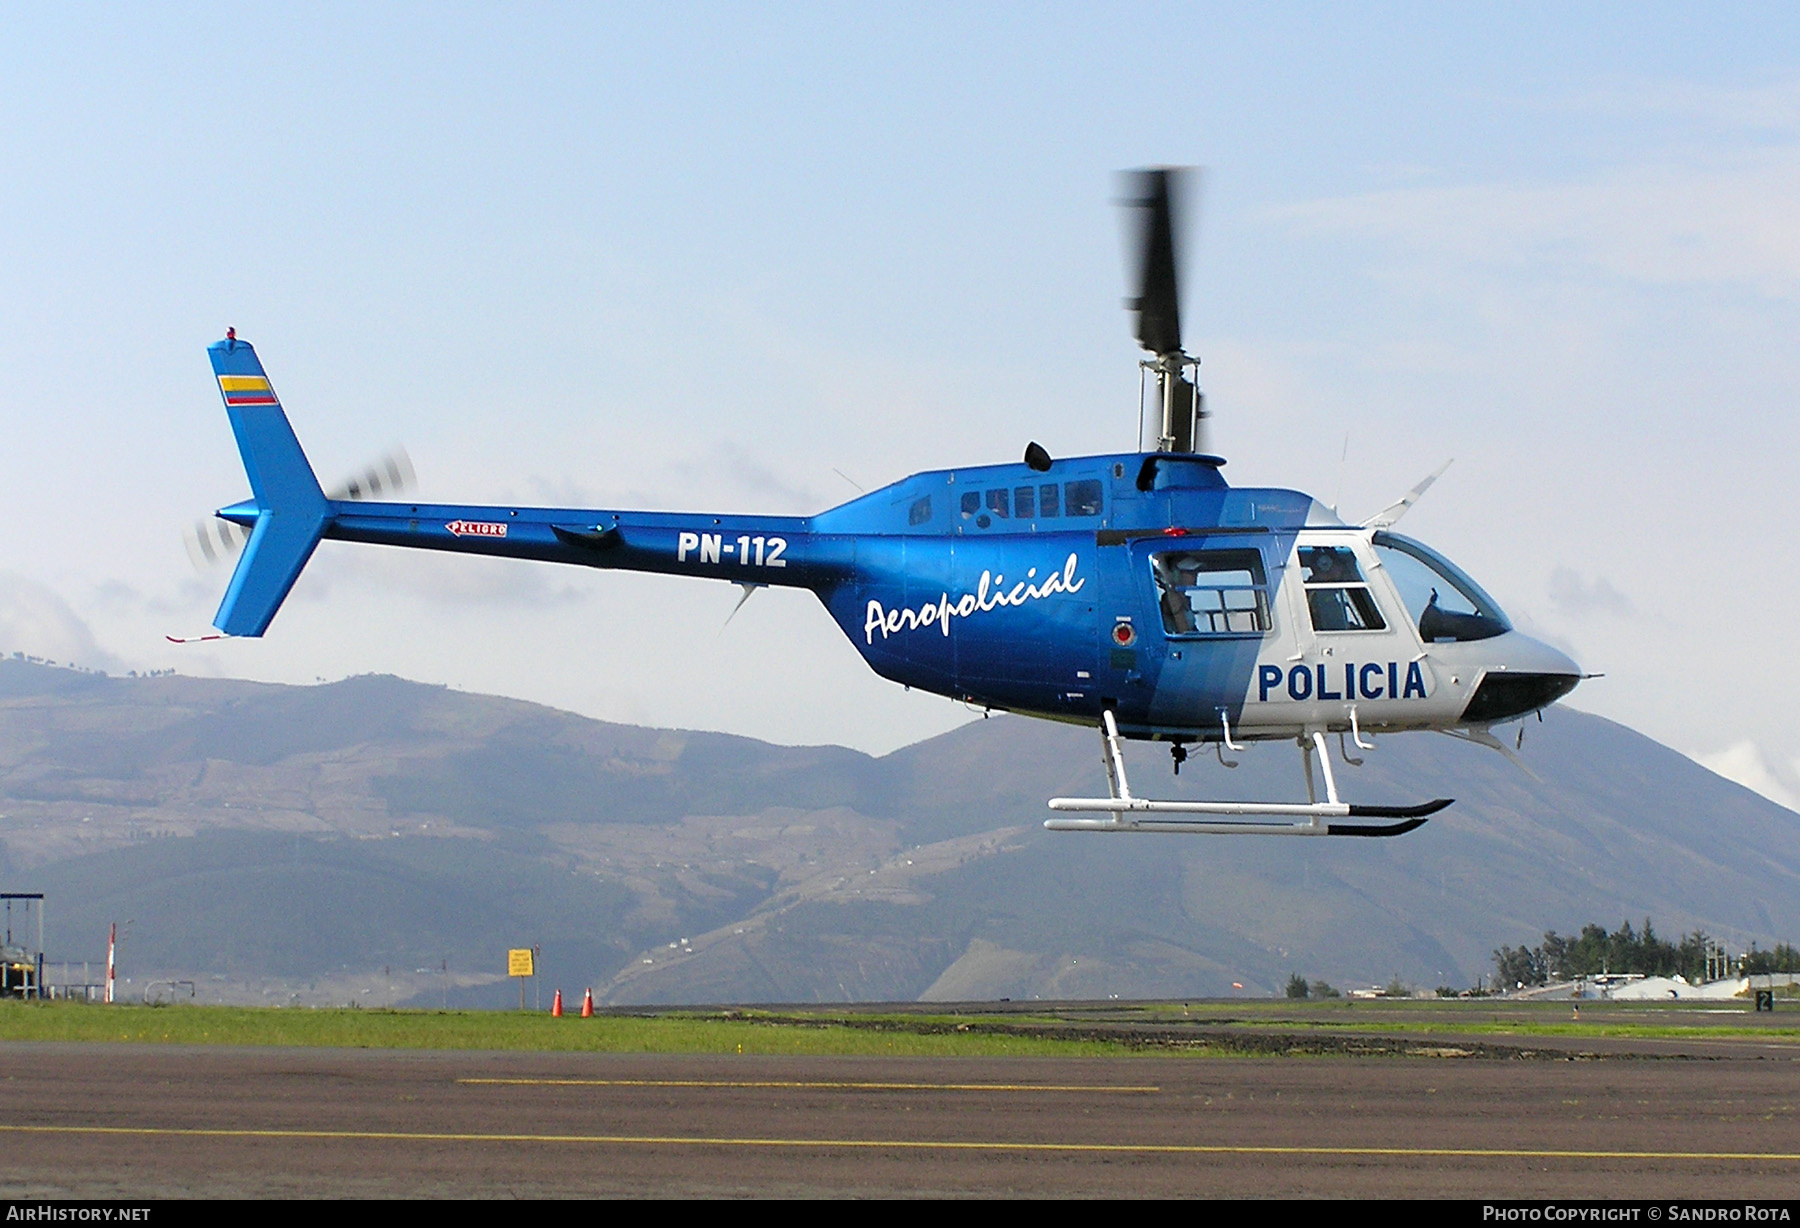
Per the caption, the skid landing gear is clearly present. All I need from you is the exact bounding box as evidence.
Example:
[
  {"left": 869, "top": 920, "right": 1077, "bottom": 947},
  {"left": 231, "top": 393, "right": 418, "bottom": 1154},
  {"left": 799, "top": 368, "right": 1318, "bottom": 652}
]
[{"left": 1045, "top": 710, "right": 1451, "bottom": 836}]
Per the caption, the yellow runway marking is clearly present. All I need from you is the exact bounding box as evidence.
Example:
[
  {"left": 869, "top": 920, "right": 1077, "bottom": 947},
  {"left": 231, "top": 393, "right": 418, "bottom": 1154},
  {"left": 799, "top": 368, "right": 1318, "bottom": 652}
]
[
  {"left": 457, "top": 1078, "right": 1160, "bottom": 1093},
  {"left": 4, "top": 1125, "right": 1798, "bottom": 1162}
]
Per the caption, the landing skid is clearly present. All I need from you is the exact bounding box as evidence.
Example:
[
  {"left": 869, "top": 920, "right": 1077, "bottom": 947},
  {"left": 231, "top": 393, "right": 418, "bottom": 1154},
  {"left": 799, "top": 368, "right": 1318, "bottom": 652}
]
[{"left": 1045, "top": 710, "right": 1450, "bottom": 837}]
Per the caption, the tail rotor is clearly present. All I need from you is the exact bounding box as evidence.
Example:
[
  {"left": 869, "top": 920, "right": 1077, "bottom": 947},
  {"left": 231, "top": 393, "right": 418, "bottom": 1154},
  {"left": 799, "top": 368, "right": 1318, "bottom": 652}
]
[
  {"left": 328, "top": 449, "right": 415, "bottom": 503},
  {"left": 183, "top": 517, "right": 251, "bottom": 570},
  {"left": 183, "top": 447, "right": 414, "bottom": 573}
]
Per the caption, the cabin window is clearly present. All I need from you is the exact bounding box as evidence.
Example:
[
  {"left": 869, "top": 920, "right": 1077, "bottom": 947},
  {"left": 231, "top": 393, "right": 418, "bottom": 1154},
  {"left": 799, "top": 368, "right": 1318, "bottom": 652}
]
[
  {"left": 1150, "top": 548, "right": 1270, "bottom": 636},
  {"left": 1065, "top": 480, "right": 1103, "bottom": 516},
  {"left": 962, "top": 480, "right": 1098, "bottom": 524},
  {"left": 1301, "top": 546, "right": 1387, "bottom": 632},
  {"left": 908, "top": 496, "right": 932, "bottom": 526},
  {"left": 1371, "top": 531, "right": 1510, "bottom": 642}
]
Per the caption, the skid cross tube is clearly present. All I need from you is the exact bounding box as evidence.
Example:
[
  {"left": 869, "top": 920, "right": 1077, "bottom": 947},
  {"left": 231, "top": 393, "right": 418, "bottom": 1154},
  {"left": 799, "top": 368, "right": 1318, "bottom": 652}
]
[{"left": 1046, "top": 717, "right": 1450, "bottom": 836}]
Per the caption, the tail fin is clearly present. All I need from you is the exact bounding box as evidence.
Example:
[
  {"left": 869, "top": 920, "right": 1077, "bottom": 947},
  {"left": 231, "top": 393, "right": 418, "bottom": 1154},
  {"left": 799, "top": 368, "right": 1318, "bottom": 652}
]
[{"left": 207, "top": 336, "right": 330, "bottom": 636}]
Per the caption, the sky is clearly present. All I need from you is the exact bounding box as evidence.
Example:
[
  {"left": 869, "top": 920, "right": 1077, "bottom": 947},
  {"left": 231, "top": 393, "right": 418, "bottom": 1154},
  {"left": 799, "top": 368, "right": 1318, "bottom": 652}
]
[{"left": 2, "top": 4, "right": 1798, "bottom": 808}]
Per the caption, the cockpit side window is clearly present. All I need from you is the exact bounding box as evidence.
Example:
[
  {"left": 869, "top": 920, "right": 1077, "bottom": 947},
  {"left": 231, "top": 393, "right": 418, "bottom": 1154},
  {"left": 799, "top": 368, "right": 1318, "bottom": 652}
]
[
  {"left": 1371, "top": 531, "right": 1510, "bottom": 643},
  {"left": 1150, "top": 548, "right": 1270, "bottom": 637},
  {"left": 1300, "top": 545, "right": 1387, "bottom": 632}
]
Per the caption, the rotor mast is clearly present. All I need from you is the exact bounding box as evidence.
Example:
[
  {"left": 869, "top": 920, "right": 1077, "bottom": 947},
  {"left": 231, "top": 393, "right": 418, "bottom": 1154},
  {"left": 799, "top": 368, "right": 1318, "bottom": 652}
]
[{"left": 1144, "top": 351, "right": 1204, "bottom": 455}]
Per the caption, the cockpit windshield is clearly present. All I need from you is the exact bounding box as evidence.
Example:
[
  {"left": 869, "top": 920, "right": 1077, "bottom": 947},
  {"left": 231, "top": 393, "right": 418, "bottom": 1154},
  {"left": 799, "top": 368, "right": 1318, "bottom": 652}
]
[{"left": 1371, "top": 531, "right": 1510, "bottom": 643}]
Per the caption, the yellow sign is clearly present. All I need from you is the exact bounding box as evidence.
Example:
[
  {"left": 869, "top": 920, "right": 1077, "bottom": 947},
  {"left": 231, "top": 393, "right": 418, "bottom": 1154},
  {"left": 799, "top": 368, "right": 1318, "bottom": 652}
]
[{"left": 507, "top": 948, "right": 535, "bottom": 977}]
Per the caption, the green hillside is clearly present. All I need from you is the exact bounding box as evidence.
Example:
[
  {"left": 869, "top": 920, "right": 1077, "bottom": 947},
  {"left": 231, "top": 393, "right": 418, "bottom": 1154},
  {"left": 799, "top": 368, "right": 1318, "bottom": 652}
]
[{"left": 2, "top": 660, "right": 1794, "bottom": 1004}]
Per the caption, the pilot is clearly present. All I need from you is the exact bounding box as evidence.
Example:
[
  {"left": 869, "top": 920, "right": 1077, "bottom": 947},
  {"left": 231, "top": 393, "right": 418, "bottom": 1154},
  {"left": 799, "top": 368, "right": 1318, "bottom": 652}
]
[
  {"left": 1304, "top": 549, "right": 1353, "bottom": 631},
  {"left": 1154, "top": 554, "right": 1199, "bottom": 634},
  {"left": 1305, "top": 548, "right": 1345, "bottom": 584}
]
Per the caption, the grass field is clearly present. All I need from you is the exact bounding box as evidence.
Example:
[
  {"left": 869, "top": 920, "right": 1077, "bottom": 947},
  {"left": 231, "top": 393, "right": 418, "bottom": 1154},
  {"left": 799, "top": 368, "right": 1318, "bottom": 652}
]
[
  {"left": 0, "top": 1000, "right": 1136, "bottom": 1056},
  {"left": 5, "top": 996, "right": 1797, "bottom": 1055}
]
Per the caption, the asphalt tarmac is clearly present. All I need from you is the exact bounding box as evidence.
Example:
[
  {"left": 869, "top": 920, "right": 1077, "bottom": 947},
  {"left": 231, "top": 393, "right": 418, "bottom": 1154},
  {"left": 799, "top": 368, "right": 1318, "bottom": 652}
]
[{"left": 4, "top": 1036, "right": 1800, "bottom": 1198}]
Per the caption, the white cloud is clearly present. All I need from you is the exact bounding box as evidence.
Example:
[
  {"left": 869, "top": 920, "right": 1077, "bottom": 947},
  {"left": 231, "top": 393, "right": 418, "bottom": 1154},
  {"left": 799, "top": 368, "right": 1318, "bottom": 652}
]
[
  {"left": 0, "top": 574, "right": 127, "bottom": 673},
  {"left": 1694, "top": 741, "right": 1800, "bottom": 813},
  {"left": 1500, "top": 607, "right": 1584, "bottom": 668},
  {"left": 1547, "top": 566, "right": 1634, "bottom": 618},
  {"left": 1274, "top": 148, "right": 1800, "bottom": 299},
  {"left": 1564, "top": 80, "right": 1800, "bottom": 136},
  {"left": 302, "top": 548, "right": 595, "bottom": 609}
]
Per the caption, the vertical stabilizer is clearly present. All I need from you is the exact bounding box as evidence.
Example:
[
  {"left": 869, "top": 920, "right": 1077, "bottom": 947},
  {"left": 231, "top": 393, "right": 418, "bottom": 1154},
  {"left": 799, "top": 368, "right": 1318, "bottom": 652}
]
[{"left": 207, "top": 336, "right": 330, "bottom": 636}]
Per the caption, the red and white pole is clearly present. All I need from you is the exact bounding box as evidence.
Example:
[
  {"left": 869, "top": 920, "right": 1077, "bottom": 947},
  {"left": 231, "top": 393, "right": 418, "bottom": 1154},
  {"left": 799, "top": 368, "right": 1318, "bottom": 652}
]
[{"left": 105, "top": 922, "right": 116, "bottom": 1005}]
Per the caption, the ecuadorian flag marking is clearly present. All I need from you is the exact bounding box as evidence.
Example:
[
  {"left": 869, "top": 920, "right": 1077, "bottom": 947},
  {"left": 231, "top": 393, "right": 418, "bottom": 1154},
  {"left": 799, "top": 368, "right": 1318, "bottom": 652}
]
[{"left": 219, "top": 374, "right": 279, "bottom": 407}]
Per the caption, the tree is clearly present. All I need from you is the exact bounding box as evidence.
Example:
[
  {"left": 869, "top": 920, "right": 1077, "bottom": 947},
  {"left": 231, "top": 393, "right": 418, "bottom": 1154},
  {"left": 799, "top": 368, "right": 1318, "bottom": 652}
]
[
  {"left": 1744, "top": 944, "right": 1800, "bottom": 975},
  {"left": 1494, "top": 919, "right": 1746, "bottom": 986},
  {"left": 1285, "top": 973, "right": 1310, "bottom": 999},
  {"left": 1493, "top": 944, "right": 1544, "bottom": 988}
]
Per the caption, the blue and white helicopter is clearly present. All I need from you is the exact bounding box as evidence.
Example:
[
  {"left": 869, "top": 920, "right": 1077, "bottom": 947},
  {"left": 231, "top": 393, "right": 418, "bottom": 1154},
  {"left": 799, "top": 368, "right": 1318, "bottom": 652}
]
[{"left": 187, "top": 169, "right": 1581, "bottom": 838}]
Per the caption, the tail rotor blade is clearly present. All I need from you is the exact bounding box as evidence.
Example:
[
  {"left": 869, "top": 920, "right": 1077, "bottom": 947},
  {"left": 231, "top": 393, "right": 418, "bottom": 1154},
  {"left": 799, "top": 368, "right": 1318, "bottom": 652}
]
[
  {"left": 327, "top": 447, "right": 415, "bottom": 502},
  {"left": 184, "top": 517, "right": 250, "bottom": 571}
]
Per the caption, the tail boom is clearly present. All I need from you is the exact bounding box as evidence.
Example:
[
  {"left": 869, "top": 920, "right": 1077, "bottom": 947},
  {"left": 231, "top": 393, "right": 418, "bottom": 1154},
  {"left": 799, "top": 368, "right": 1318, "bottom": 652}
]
[
  {"left": 202, "top": 335, "right": 841, "bottom": 638},
  {"left": 324, "top": 502, "right": 835, "bottom": 588}
]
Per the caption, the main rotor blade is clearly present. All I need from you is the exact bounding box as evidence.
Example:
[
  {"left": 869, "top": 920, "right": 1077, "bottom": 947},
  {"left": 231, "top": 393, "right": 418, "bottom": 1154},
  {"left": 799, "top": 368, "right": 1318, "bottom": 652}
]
[
  {"left": 1120, "top": 167, "right": 1193, "bottom": 357},
  {"left": 1362, "top": 459, "right": 1453, "bottom": 529}
]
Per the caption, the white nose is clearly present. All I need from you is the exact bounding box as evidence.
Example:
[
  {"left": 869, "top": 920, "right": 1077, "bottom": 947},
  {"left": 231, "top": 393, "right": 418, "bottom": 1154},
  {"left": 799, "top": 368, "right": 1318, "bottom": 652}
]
[{"left": 1459, "top": 632, "right": 1582, "bottom": 724}]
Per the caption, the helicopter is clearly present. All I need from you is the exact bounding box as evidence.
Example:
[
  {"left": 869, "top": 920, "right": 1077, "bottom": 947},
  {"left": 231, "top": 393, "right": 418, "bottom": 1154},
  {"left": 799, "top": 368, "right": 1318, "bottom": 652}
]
[{"left": 186, "top": 169, "right": 1582, "bottom": 838}]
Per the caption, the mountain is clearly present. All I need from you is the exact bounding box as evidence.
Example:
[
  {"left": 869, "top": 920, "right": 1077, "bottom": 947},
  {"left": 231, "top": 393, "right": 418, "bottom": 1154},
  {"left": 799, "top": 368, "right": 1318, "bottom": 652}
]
[{"left": 2, "top": 659, "right": 1794, "bottom": 1004}]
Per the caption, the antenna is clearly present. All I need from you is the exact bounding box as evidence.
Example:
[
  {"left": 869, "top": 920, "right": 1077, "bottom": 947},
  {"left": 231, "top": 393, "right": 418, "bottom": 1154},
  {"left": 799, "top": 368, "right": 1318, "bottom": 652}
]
[{"left": 1332, "top": 432, "right": 1350, "bottom": 515}]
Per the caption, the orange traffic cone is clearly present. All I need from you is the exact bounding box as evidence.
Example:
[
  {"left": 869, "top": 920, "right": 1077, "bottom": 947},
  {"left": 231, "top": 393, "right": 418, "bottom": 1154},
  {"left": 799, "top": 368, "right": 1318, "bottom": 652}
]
[
  {"left": 581, "top": 988, "right": 594, "bottom": 1018},
  {"left": 551, "top": 989, "right": 563, "bottom": 1017}
]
